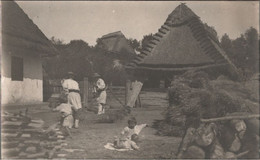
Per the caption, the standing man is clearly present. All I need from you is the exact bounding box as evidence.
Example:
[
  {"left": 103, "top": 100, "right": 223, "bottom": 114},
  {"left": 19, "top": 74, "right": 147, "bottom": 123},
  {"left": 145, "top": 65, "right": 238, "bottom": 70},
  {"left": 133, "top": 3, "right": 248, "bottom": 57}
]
[
  {"left": 62, "top": 72, "right": 82, "bottom": 128},
  {"left": 93, "top": 73, "right": 107, "bottom": 115}
]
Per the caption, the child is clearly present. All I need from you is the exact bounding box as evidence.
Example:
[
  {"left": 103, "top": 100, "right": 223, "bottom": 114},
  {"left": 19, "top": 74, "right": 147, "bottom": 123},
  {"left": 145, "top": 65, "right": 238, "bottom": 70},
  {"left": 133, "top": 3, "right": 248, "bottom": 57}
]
[
  {"left": 121, "top": 117, "right": 148, "bottom": 142},
  {"left": 53, "top": 96, "right": 74, "bottom": 137},
  {"left": 113, "top": 136, "right": 139, "bottom": 150}
]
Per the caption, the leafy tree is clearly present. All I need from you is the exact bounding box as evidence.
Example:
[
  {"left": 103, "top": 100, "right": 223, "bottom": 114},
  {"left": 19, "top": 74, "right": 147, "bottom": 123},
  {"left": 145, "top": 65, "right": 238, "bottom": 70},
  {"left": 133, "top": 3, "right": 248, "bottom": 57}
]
[
  {"left": 50, "top": 36, "right": 64, "bottom": 45},
  {"left": 127, "top": 38, "right": 141, "bottom": 51},
  {"left": 141, "top": 33, "right": 154, "bottom": 49},
  {"left": 220, "top": 27, "right": 259, "bottom": 80}
]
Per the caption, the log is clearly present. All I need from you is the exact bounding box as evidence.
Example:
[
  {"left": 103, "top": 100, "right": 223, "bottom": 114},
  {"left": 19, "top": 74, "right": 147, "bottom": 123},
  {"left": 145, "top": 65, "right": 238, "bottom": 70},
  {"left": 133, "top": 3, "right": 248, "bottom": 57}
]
[
  {"left": 210, "top": 139, "right": 224, "bottom": 159},
  {"left": 201, "top": 114, "right": 260, "bottom": 123},
  {"left": 177, "top": 127, "right": 196, "bottom": 158},
  {"left": 229, "top": 134, "right": 241, "bottom": 152},
  {"left": 182, "top": 145, "right": 205, "bottom": 159},
  {"left": 195, "top": 123, "right": 216, "bottom": 147}
]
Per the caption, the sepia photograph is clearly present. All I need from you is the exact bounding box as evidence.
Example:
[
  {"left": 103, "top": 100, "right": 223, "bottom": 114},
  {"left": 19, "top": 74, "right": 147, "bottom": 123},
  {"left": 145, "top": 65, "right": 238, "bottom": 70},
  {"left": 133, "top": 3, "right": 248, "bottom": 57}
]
[{"left": 1, "top": 0, "right": 259, "bottom": 159}]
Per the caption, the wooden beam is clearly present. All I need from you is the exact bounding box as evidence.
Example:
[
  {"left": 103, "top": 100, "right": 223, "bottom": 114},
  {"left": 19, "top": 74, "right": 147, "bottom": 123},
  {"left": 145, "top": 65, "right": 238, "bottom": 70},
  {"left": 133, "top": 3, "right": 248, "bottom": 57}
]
[{"left": 83, "top": 77, "right": 89, "bottom": 108}]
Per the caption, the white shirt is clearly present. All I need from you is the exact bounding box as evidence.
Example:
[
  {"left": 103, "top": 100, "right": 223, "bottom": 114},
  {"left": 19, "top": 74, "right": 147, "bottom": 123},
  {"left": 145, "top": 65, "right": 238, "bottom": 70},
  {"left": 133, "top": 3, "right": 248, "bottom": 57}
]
[
  {"left": 62, "top": 79, "right": 80, "bottom": 91},
  {"left": 121, "top": 124, "right": 147, "bottom": 139},
  {"left": 54, "top": 103, "right": 72, "bottom": 115}
]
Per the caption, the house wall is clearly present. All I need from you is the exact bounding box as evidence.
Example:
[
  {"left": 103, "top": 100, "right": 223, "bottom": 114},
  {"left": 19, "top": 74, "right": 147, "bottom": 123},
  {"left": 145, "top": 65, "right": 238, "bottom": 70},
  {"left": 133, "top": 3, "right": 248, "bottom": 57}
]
[{"left": 1, "top": 46, "right": 43, "bottom": 104}]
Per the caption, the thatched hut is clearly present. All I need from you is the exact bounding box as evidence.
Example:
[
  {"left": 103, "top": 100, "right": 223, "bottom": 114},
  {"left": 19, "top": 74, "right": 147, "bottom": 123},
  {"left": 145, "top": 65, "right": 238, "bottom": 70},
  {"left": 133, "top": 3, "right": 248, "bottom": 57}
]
[
  {"left": 1, "top": 1, "right": 58, "bottom": 105},
  {"left": 98, "top": 31, "right": 136, "bottom": 60},
  {"left": 96, "top": 31, "right": 136, "bottom": 85},
  {"left": 125, "top": 3, "right": 240, "bottom": 108}
]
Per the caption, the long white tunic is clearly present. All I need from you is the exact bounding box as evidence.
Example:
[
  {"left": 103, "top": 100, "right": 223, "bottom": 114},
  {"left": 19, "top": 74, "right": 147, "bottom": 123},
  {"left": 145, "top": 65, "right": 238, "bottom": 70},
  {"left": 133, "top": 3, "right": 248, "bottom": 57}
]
[{"left": 62, "top": 78, "right": 82, "bottom": 110}]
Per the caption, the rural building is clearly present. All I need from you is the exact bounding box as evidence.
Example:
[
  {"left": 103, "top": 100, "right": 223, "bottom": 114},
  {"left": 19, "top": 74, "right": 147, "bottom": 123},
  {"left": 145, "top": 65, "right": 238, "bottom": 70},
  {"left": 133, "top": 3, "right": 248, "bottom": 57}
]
[
  {"left": 98, "top": 31, "right": 136, "bottom": 58},
  {"left": 1, "top": 1, "right": 58, "bottom": 105},
  {"left": 125, "top": 3, "right": 239, "bottom": 107}
]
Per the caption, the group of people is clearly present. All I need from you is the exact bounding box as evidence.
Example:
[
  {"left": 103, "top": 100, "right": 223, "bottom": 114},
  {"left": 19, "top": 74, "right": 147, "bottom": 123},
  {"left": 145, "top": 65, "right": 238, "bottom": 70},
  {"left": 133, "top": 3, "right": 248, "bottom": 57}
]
[
  {"left": 53, "top": 72, "right": 149, "bottom": 150},
  {"left": 54, "top": 71, "right": 107, "bottom": 130}
]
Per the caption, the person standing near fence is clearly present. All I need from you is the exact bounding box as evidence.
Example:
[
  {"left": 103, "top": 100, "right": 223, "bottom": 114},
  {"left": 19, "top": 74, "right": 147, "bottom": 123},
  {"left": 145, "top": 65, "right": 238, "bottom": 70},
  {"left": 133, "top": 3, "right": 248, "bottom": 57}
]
[
  {"left": 92, "top": 73, "right": 107, "bottom": 115},
  {"left": 62, "top": 72, "right": 82, "bottom": 128}
]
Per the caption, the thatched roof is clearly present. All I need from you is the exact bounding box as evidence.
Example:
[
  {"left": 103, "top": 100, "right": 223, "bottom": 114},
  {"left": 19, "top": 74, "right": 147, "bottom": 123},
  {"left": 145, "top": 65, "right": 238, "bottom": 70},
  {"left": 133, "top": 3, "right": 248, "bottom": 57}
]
[
  {"left": 98, "top": 31, "right": 136, "bottom": 56},
  {"left": 126, "top": 3, "right": 238, "bottom": 73},
  {"left": 2, "top": 1, "right": 58, "bottom": 57}
]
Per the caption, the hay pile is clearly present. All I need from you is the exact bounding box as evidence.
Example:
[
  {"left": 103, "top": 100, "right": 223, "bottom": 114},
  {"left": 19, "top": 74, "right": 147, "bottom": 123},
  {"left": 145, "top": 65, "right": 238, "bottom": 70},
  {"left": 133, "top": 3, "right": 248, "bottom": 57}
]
[{"left": 154, "top": 70, "right": 259, "bottom": 158}]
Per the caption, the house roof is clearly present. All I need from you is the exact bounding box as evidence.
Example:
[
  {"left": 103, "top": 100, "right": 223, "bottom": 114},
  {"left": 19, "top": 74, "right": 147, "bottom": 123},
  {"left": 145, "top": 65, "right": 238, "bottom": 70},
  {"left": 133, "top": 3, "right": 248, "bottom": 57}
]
[
  {"left": 98, "top": 31, "right": 136, "bottom": 56},
  {"left": 2, "top": 1, "right": 58, "bottom": 57},
  {"left": 126, "top": 3, "right": 238, "bottom": 73}
]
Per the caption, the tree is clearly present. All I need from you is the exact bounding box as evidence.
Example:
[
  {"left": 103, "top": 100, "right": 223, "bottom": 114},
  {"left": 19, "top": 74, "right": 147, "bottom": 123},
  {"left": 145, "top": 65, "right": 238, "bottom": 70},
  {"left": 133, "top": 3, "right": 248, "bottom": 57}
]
[
  {"left": 220, "top": 27, "right": 259, "bottom": 80},
  {"left": 141, "top": 33, "right": 154, "bottom": 49},
  {"left": 127, "top": 38, "right": 141, "bottom": 51},
  {"left": 50, "top": 36, "right": 64, "bottom": 45},
  {"left": 244, "top": 27, "right": 259, "bottom": 73}
]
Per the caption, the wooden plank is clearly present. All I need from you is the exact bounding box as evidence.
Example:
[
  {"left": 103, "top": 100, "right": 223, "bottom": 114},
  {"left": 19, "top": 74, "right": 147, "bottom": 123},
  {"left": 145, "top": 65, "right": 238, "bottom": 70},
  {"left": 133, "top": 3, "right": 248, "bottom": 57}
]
[
  {"left": 126, "top": 80, "right": 143, "bottom": 108},
  {"left": 83, "top": 77, "right": 89, "bottom": 107},
  {"left": 125, "top": 79, "right": 131, "bottom": 105}
]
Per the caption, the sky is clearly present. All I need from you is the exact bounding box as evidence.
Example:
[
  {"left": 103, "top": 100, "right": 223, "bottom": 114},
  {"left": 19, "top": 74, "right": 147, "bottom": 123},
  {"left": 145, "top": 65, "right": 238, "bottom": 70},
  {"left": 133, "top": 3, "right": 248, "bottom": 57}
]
[{"left": 17, "top": 1, "right": 259, "bottom": 46}]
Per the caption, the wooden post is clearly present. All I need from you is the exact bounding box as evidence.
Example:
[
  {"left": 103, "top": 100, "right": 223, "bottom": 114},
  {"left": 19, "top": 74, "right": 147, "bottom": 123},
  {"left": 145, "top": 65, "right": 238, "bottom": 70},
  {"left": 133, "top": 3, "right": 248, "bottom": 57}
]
[
  {"left": 126, "top": 80, "right": 143, "bottom": 108},
  {"left": 83, "top": 77, "right": 89, "bottom": 108},
  {"left": 125, "top": 79, "right": 131, "bottom": 105}
]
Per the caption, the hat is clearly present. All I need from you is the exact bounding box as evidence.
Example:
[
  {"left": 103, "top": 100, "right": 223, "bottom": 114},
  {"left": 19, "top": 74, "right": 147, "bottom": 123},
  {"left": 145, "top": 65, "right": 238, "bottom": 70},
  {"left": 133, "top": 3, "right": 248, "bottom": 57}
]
[
  {"left": 92, "top": 73, "right": 101, "bottom": 77},
  {"left": 68, "top": 71, "right": 74, "bottom": 75}
]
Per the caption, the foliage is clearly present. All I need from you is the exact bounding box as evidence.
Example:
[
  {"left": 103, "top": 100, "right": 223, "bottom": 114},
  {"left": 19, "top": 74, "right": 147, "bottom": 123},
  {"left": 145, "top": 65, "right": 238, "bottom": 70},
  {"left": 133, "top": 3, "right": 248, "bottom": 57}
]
[
  {"left": 220, "top": 27, "right": 259, "bottom": 80},
  {"left": 44, "top": 38, "right": 134, "bottom": 85},
  {"left": 141, "top": 33, "right": 154, "bottom": 49}
]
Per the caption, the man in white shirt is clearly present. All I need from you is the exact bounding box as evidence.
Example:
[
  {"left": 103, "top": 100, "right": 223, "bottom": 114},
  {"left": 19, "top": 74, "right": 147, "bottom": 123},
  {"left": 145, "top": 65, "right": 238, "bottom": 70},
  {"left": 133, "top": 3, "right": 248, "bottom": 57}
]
[
  {"left": 92, "top": 73, "right": 107, "bottom": 115},
  {"left": 62, "top": 72, "right": 82, "bottom": 128}
]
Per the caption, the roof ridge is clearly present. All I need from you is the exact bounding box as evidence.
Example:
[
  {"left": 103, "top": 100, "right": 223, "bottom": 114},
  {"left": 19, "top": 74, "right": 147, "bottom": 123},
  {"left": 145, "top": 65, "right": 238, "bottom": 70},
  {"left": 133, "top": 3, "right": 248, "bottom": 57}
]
[{"left": 101, "top": 31, "right": 124, "bottom": 39}]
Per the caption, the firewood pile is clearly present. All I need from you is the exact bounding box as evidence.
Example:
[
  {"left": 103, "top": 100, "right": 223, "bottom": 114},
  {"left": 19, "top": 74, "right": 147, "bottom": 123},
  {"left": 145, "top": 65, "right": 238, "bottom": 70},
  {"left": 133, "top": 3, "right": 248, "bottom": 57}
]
[
  {"left": 177, "top": 113, "right": 259, "bottom": 159},
  {"left": 154, "top": 71, "right": 259, "bottom": 158}
]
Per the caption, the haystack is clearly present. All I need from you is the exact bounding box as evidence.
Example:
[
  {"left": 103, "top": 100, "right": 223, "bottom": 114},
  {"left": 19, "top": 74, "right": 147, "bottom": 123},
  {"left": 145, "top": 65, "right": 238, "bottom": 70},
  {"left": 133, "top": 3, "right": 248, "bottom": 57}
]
[{"left": 155, "top": 70, "right": 259, "bottom": 158}]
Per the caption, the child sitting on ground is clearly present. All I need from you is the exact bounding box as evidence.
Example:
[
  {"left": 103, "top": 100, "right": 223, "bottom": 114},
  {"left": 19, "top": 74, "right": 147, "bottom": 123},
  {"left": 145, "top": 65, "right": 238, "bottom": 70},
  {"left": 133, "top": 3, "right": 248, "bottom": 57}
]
[
  {"left": 113, "top": 135, "right": 140, "bottom": 150},
  {"left": 53, "top": 96, "right": 73, "bottom": 137},
  {"left": 113, "top": 117, "right": 148, "bottom": 150},
  {"left": 121, "top": 117, "right": 148, "bottom": 141}
]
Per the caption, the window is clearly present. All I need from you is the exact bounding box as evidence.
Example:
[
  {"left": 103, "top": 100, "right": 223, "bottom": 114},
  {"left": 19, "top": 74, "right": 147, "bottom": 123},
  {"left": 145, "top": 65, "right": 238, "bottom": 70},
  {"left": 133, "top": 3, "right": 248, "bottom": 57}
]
[{"left": 11, "top": 56, "right": 23, "bottom": 81}]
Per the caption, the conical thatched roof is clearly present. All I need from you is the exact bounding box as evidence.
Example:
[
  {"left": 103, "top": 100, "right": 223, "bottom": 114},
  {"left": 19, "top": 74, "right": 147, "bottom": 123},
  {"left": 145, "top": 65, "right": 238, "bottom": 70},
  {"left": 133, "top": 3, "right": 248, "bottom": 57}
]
[
  {"left": 2, "top": 1, "right": 58, "bottom": 57},
  {"left": 98, "top": 31, "right": 136, "bottom": 56},
  {"left": 126, "top": 3, "right": 238, "bottom": 73}
]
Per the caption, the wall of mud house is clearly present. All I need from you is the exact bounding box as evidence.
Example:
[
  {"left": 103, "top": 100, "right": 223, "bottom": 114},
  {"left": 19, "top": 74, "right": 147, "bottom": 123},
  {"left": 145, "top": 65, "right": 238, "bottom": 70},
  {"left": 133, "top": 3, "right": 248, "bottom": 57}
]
[{"left": 1, "top": 46, "right": 43, "bottom": 105}]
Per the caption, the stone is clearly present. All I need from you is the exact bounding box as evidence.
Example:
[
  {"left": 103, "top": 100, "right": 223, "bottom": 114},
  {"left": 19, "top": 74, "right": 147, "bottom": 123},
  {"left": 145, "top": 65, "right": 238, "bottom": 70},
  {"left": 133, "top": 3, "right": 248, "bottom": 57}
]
[
  {"left": 2, "top": 133, "right": 18, "bottom": 138},
  {"left": 1, "top": 141, "right": 19, "bottom": 148},
  {"left": 25, "top": 146, "right": 37, "bottom": 153},
  {"left": 10, "top": 118, "right": 18, "bottom": 121},
  {"left": 47, "top": 150, "right": 55, "bottom": 159},
  {"left": 61, "top": 143, "right": 68, "bottom": 147},
  {"left": 57, "top": 154, "right": 67, "bottom": 157},
  {"left": 56, "top": 131, "right": 63, "bottom": 135},
  {"left": 28, "top": 123, "right": 44, "bottom": 128},
  {"left": 57, "top": 139, "right": 66, "bottom": 143},
  {"left": 21, "top": 134, "right": 31, "bottom": 138},
  {"left": 24, "top": 140, "right": 40, "bottom": 144},
  {"left": 31, "top": 119, "right": 44, "bottom": 124},
  {"left": 17, "top": 143, "right": 26, "bottom": 148},
  {"left": 26, "top": 152, "right": 47, "bottom": 159},
  {"left": 54, "top": 145, "right": 62, "bottom": 150},
  {"left": 57, "top": 135, "right": 65, "bottom": 139},
  {"left": 18, "top": 152, "right": 28, "bottom": 157},
  {"left": 2, "top": 121, "right": 22, "bottom": 126}
]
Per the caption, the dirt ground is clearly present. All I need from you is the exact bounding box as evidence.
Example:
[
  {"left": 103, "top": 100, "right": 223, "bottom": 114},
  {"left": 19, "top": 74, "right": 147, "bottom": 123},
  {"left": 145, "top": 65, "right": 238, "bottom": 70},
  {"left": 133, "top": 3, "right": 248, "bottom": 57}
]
[{"left": 9, "top": 90, "right": 182, "bottom": 159}]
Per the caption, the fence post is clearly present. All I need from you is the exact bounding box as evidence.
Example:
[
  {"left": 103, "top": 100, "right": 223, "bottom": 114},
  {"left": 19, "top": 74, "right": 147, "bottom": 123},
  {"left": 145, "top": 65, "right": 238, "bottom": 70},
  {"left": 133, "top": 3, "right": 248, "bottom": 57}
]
[
  {"left": 83, "top": 77, "right": 89, "bottom": 108},
  {"left": 125, "top": 79, "right": 131, "bottom": 105}
]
